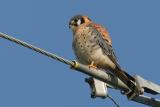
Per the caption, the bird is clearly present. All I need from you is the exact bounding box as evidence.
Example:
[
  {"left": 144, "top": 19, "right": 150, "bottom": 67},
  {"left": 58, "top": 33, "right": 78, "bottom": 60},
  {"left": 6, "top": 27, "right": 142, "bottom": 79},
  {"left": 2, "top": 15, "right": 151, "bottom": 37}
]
[{"left": 69, "top": 14, "right": 138, "bottom": 95}]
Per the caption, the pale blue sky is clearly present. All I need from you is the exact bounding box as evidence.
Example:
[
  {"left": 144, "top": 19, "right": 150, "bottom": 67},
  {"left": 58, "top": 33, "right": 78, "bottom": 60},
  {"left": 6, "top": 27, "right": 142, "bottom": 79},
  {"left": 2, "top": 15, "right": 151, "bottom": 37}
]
[{"left": 0, "top": 0, "right": 160, "bottom": 107}]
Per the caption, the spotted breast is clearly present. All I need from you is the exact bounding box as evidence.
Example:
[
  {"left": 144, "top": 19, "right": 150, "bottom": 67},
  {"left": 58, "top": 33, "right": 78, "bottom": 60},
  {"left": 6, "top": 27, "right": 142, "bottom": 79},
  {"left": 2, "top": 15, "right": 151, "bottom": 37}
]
[{"left": 72, "top": 24, "right": 115, "bottom": 69}]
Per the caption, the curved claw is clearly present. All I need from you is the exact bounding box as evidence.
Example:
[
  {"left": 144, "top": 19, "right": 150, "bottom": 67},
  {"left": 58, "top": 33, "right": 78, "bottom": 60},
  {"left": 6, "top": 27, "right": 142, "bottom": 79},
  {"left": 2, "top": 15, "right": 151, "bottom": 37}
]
[{"left": 88, "top": 61, "right": 97, "bottom": 69}]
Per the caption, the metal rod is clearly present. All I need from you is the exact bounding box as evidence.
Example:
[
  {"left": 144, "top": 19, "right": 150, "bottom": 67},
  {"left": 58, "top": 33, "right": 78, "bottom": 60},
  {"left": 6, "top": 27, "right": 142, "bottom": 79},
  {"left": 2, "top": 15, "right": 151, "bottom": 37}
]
[
  {"left": 132, "top": 95, "right": 160, "bottom": 107},
  {"left": 71, "top": 61, "right": 130, "bottom": 92},
  {"left": 72, "top": 61, "right": 160, "bottom": 107}
]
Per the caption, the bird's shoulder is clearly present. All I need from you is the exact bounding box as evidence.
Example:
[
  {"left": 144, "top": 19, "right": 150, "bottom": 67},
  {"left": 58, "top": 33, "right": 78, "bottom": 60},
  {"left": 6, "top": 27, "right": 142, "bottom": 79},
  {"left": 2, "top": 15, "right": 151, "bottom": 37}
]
[
  {"left": 75, "top": 22, "right": 112, "bottom": 46},
  {"left": 89, "top": 23, "right": 112, "bottom": 46}
]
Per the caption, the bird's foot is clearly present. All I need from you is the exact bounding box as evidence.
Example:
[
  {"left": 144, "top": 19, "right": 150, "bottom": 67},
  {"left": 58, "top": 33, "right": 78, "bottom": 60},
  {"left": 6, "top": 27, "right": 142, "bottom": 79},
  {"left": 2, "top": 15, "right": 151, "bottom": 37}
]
[{"left": 88, "top": 61, "right": 97, "bottom": 69}]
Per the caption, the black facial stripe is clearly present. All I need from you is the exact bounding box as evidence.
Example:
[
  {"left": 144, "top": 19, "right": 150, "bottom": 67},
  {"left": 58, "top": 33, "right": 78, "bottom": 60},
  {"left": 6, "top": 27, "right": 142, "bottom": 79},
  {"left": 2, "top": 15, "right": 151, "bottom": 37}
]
[
  {"left": 80, "top": 18, "right": 85, "bottom": 24},
  {"left": 74, "top": 23, "right": 78, "bottom": 26},
  {"left": 73, "top": 18, "right": 83, "bottom": 26},
  {"left": 87, "top": 17, "right": 91, "bottom": 21}
]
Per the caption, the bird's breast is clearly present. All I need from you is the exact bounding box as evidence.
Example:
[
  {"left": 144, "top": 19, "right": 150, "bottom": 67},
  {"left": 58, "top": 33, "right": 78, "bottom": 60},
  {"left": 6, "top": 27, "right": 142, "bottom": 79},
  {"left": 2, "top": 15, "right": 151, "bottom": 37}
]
[{"left": 72, "top": 27, "right": 108, "bottom": 66}]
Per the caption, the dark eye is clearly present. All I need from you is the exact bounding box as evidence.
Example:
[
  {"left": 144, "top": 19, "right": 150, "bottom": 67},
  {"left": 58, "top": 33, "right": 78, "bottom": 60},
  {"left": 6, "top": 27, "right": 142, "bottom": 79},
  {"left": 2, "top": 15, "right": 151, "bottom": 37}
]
[
  {"left": 73, "top": 19, "right": 79, "bottom": 26},
  {"left": 75, "top": 19, "right": 78, "bottom": 22}
]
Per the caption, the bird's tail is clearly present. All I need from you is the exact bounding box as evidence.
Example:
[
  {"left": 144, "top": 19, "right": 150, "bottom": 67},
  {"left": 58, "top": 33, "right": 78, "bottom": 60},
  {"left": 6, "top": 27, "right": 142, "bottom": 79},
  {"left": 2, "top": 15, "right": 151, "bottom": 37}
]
[{"left": 112, "top": 66, "right": 137, "bottom": 92}]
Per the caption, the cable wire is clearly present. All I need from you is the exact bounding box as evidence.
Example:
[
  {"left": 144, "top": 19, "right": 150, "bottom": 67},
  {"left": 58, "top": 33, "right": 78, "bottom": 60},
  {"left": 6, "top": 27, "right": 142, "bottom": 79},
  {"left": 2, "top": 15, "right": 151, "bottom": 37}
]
[
  {"left": 0, "top": 32, "right": 74, "bottom": 66},
  {"left": 0, "top": 32, "right": 121, "bottom": 106},
  {"left": 107, "top": 94, "right": 120, "bottom": 107}
]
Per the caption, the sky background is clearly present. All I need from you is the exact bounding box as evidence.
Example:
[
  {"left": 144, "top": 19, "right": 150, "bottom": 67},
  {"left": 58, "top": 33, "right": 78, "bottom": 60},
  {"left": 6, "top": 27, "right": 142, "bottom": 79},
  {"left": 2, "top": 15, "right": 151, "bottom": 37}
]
[{"left": 0, "top": 0, "right": 160, "bottom": 107}]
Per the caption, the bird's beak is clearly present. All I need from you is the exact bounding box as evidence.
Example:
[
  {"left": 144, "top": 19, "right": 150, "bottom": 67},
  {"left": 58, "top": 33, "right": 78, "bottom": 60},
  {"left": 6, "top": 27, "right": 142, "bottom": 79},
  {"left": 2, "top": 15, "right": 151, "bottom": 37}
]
[{"left": 69, "top": 22, "right": 72, "bottom": 29}]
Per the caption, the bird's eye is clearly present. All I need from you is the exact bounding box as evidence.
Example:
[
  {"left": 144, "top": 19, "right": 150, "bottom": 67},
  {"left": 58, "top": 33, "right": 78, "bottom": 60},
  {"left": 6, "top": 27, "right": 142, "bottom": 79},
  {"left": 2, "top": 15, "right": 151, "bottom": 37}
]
[{"left": 75, "top": 19, "right": 78, "bottom": 22}]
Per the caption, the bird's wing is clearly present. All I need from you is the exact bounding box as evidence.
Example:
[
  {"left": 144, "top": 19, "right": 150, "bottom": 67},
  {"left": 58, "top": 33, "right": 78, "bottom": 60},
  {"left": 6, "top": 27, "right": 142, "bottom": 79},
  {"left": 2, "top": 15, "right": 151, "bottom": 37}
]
[
  {"left": 89, "top": 23, "right": 136, "bottom": 85},
  {"left": 90, "top": 23, "right": 120, "bottom": 69},
  {"left": 91, "top": 23, "right": 112, "bottom": 46}
]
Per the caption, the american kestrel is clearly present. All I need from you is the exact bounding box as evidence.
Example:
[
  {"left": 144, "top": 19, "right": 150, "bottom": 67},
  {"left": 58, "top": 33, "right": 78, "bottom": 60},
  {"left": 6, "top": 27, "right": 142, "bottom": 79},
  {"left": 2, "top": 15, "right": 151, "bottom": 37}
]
[{"left": 69, "top": 15, "right": 138, "bottom": 94}]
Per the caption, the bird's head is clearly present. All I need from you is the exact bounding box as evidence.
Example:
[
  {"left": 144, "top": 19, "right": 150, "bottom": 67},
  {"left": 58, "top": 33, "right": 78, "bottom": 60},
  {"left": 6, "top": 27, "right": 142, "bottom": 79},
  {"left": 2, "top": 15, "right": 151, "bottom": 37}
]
[{"left": 69, "top": 15, "right": 92, "bottom": 32}]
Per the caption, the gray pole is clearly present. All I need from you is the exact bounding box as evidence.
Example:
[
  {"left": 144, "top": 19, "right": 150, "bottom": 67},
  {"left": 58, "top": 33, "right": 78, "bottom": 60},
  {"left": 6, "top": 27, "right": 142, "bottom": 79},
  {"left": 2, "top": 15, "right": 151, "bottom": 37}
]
[{"left": 71, "top": 61, "right": 160, "bottom": 107}]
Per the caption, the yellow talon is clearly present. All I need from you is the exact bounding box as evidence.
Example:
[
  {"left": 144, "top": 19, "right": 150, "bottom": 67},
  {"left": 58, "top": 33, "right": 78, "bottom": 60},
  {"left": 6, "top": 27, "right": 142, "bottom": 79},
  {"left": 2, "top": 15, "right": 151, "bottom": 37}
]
[{"left": 88, "top": 61, "right": 97, "bottom": 69}]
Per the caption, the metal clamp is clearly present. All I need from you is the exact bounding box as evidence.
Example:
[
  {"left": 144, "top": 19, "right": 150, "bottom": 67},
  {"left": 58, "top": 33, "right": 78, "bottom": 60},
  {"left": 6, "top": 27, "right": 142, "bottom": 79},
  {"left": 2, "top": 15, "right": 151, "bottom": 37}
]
[
  {"left": 85, "top": 77, "right": 107, "bottom": 99},
  {"left": 134, "top": 75, "right": 160, "bottom": 95}
]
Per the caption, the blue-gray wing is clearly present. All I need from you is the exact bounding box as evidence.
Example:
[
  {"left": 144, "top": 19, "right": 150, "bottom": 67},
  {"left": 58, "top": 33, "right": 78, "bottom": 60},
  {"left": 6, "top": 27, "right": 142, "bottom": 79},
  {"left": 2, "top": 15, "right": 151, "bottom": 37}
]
[
  {"left": 95, "top": 28, "right": 137, "bottom": 79},
  {"left": 88, "top": 24, "right": 136, "bottom": 85},
  {"left": 89, "top": 24, "right": 121, "bottom": 69}
]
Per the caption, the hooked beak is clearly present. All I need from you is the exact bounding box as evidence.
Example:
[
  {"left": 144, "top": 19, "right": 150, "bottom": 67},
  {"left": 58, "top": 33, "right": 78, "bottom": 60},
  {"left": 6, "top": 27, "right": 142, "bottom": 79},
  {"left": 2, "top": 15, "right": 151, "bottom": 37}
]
[
  {"left": 69, "top": 22, "right": 72, "bottom": 28},
  {"left": 69, "top": 24, "right": 71, "bottom": 28}
]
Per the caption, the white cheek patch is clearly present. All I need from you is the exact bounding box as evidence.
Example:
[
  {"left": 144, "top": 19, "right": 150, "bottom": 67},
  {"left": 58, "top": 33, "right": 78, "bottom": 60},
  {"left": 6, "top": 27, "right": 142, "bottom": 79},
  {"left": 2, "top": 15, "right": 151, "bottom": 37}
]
[{"left": 77, "top": 19, "right": 81, "bottom": 25}]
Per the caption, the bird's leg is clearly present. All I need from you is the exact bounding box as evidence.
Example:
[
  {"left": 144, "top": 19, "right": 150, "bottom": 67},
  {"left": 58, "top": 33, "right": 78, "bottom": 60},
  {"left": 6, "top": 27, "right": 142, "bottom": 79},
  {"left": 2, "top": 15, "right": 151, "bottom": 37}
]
[{"left": 88, "top": 61, "right": 97, "bottom": 69}]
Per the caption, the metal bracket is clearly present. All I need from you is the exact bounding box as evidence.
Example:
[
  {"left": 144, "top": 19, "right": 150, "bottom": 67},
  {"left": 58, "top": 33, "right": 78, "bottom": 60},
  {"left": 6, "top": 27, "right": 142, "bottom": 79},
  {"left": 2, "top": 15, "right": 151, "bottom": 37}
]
[
  {"left": 134, "top": 75, "right": 160, "bottom": 95},
  {"left": 85, "top": 77, "right": 107, "bottom": 99}
]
